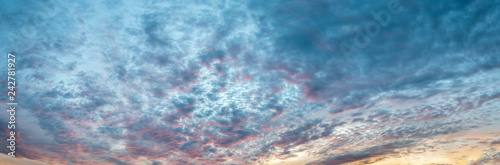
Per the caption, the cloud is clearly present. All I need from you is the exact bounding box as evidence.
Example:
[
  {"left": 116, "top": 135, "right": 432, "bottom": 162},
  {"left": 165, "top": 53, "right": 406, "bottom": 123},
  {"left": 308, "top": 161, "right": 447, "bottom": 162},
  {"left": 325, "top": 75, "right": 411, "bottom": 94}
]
[
  {"left": 0, "top": 154, "right": 47, "bottom": 165},
  {"left": 0, "top": 0, "right": 499, "bottom": 164},
  {"left": 307, "top": 141, "right": 415, "bottom": 165}
]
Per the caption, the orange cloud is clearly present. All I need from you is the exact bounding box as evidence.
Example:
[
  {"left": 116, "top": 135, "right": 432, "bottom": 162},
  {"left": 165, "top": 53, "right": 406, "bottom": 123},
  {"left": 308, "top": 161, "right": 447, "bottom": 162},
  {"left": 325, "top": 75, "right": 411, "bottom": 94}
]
[{"left": 0, "top": 154, "right": 47, "bottom": 165}]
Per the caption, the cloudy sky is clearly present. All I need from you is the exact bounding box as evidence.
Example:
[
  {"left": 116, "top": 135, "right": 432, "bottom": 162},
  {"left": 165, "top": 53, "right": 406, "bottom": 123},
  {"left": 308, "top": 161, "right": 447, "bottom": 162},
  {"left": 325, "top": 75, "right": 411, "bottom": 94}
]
[{"left": 0, "top": 0, "right": 499, "bottom": 164}]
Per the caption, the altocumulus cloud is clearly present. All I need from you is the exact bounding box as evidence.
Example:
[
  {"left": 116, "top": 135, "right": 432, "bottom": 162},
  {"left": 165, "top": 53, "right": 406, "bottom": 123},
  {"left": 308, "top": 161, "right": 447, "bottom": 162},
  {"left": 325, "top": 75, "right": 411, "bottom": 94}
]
[{"left": 0, "top": 0, "right": 500, "bottom": 164}]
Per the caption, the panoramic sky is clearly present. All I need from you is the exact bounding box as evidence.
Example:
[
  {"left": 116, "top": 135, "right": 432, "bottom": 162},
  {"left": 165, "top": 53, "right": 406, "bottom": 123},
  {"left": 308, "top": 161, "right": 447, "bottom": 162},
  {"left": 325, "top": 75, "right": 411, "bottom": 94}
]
[{"left": 1, "top": 0, "right": 500, "bottom": 165}]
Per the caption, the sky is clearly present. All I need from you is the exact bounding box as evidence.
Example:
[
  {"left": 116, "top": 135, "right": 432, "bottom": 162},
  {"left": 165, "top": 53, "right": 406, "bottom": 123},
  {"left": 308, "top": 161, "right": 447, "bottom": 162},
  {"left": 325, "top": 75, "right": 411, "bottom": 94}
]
[{"left": 0, "top": 0, "right": 499, "bottom": 165}]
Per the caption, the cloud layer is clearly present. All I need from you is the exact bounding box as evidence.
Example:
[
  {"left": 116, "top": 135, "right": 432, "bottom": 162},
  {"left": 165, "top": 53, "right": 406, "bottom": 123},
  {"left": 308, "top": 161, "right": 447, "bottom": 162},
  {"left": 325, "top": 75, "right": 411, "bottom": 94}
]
[{"left": 0, "top": 0, "right": 500, "bottom": 164}]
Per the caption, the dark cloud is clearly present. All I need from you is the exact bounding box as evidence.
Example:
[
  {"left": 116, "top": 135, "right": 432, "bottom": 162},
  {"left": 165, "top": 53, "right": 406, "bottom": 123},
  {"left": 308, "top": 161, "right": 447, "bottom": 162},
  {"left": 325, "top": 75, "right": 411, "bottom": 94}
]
[
  {"left": 107, "top": 157, "right": 130, "bottom": 165},
  {"left": 151, "top": 161, "right": 163, "bottom": 165},
  {"left": 272, "top": 119, "right": 344, "bottom": 150},
  {"left": 468, "top": 152, "right": 500, "bottom": 165},
  {"left": 307, "top": 141, "right": 415, "bottom": 165}
]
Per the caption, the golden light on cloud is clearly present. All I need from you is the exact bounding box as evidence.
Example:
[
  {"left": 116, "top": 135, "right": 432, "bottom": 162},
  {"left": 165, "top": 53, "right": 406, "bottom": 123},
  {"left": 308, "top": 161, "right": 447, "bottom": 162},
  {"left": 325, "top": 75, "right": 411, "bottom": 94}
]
[
  {"left": 0, "top": 154, "right": 47, "bottom": 165},
  {"left": 261, "top": 123, "right": 500, "bottom": 165},
  {"left": 351, "top": 125, "right": 500, "bottom": 165},
  {"left": 266, "top": 151, "right": 317, "bottom": 165}
]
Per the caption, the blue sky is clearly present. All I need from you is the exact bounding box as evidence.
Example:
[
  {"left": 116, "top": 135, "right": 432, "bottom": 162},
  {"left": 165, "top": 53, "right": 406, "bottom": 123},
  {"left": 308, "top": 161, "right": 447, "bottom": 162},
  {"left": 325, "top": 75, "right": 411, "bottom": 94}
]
[{"left": 1, "top": 0, "right": 500, "bottom": 164}]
